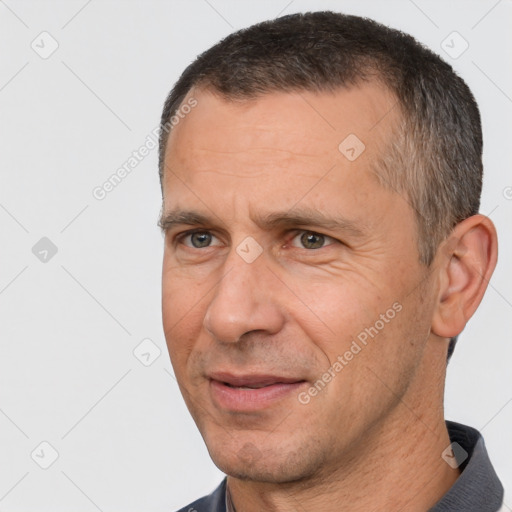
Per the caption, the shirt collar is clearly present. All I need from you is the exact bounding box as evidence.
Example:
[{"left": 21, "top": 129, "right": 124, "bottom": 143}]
[{"left": 429, "top": 421, "right": 503, "bottom": 511}]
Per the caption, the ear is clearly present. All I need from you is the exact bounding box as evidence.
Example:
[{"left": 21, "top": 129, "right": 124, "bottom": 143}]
[{"left": 431, "top": 214, "right": 498, "bottom": 338}]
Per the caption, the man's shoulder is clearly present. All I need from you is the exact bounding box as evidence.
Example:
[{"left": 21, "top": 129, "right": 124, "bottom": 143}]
[{"left": 175, "top": 478, "right": 227, "bottom": 512}]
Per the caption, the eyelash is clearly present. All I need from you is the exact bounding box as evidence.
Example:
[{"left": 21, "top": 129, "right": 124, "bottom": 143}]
[
  {"left": 175, "top": 229, "right": 338, "bottom": 250},
  {"left": 176, "top": 229, "right": 221, "bottom": 248},
  {"left": 288, "top": 231, "right": 337, "bottom": 250}
]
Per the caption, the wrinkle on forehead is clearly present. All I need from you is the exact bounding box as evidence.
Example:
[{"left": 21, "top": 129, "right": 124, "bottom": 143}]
[
  {"left": 166, "top": 85, "right": 397, "bottom": 153},
  {"left": 163, "top": 85, "right": 400, "bottom": 199},
  {"left": 191, "top": 147, "right": 323, "bottom": 158}
]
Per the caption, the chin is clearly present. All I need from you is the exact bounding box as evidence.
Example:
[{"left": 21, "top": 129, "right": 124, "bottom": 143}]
[{"left": 207, "top": 436, "right": 321, "bottom": 484}]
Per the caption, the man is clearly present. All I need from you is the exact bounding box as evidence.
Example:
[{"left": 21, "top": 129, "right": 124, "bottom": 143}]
[{"left": 158, "top": 11, "right": 503, "bottom": 511}]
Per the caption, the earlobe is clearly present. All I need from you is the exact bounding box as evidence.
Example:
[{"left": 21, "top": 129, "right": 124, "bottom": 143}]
[{"left": 431, "top": 214, "right": 498, "bottom": 339}]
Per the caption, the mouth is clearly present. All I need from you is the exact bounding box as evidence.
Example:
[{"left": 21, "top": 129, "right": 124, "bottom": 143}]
[{"left": 208, "top": 372, "right": 307, "bottom": 411}]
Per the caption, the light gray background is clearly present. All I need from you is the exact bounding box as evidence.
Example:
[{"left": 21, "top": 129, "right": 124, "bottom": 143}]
[{"left": 0, "top": 0, "right": 510, "bottom": 510}]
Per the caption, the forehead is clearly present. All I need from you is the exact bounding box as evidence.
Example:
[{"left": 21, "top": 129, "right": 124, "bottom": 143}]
[
  {"left": 162, "top": 85, "right": 401, "bottom": 229},
  {"left": 165, "top": 83, "right": 398, "bottom": 174}
]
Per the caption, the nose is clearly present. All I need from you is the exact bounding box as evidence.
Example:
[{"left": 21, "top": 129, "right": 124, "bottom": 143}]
[{"left": 203, "top": 249, "right": 286, "bottom": 343}]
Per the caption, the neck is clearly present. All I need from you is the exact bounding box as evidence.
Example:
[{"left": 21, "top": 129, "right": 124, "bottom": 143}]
[{"left": 227, "top": 350, "right": 459, "bottom": 511}]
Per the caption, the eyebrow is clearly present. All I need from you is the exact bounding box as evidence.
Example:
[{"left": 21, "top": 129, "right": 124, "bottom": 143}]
[
  {"left": 254, "top": 208, "right": 366, "bottom": 237},
  {"left": 158, "top": 210, "right": 214, "bottom": 231},
  {"left": 159, "top": 207, "right": 366, "bottom": 239}
]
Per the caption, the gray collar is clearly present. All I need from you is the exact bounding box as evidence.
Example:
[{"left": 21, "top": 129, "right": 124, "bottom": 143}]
[{"left": 429, "top": 421, "right": 504, "bottom": 511}]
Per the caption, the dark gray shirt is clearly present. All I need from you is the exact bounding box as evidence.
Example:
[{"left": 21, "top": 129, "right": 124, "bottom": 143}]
[{"left": 176, "top": 421, "right": 504, "bottom": 512}]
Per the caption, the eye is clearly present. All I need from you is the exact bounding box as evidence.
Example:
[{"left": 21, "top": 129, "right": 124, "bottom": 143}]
[
  {"left": 180, "top": 230, "right": 220, "bottom": 249},
  {"left": 290, "top": 231, "right": 336, "bottom": 250}
]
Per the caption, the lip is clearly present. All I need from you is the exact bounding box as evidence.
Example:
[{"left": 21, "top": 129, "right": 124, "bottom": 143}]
[{"left": 208, "top": 372, "right": 307, "bottom": 412}]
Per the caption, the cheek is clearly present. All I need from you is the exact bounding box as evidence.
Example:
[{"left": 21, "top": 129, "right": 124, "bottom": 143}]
[
  {"left": 162, "top": 270, "right": 207, "bottom": 371},
  {"left": 289, "top": 274, "right": 388, "bottom": 352},
  {"left": 291, "top": 272, "right": 418, "bottom": 394},
  {"left": 161, "top": 254, "right": 208, "bottom": 323}
]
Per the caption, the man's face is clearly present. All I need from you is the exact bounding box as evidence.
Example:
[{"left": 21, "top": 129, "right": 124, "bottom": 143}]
[{"left": 161, "top": 86, "right": 438, "bottom": 482}]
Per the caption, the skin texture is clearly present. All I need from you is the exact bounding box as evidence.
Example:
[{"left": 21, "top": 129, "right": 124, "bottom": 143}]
[{"left": 161, "top": 86, "right": 498, "bottom": 511}]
